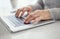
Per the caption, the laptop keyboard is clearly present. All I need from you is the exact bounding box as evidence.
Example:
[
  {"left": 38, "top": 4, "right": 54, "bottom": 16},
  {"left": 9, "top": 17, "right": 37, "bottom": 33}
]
[
  {"left": 3, "top": 15, "right": 27, "bottom": 27},
  {"left": 2, "top": 14, "right": 54, "bottom": 27}
]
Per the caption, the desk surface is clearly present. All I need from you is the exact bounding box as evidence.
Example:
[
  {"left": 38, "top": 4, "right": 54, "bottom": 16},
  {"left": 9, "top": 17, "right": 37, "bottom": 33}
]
[{"left": 0, "top": 21, "right": 60, "bottom": 39}]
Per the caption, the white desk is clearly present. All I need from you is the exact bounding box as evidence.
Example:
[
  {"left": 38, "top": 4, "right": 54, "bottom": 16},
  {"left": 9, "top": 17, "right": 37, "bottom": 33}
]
[{"left": 0, "top": 20, "right": 60, "bottom": 39}]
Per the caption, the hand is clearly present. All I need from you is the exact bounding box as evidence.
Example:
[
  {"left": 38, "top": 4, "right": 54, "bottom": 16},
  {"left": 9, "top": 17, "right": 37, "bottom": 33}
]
[
  {"left": 24, "top": 10, "right": 51, "bottom": 24},
  {"left": 15, "top": 6, "right": 32, "bottom": 18}
]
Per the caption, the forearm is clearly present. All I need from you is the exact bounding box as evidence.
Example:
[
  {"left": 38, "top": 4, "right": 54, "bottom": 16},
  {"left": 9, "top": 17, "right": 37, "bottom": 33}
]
[{"left": 48, "top": 8, "right": 60, "bottom": 20}]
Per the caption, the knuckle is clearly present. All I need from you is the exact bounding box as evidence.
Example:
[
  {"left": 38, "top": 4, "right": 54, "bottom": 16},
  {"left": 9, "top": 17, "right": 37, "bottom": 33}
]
[
  {"left": 29, "top": 14, "right": 36, "bottom": 18},
  {"left": 16, "top": 9, "right": 19, "bottom": 12}
]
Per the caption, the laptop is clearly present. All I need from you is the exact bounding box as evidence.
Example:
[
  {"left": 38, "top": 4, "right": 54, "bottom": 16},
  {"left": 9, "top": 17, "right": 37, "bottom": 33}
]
[{"left": 0, "top": 11, "right": 55, "bottom": 32}]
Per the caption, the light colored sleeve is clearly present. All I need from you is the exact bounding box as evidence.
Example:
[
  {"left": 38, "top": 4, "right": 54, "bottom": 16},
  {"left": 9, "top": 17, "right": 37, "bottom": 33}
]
[
  {"left": 48, "top": 8, "right": 60, "bottom": 20},
  {"left": 31, "top": 0, "right": 44, "bottom": 11},
  {"left": 30, "top": 0, "right": 60, "bottom": 20}
]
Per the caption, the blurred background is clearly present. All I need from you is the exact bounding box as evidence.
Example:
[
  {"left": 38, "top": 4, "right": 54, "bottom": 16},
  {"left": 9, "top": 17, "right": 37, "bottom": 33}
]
[
  {"left": 0, "top": 0, "right": 37, "bottom": 10},
  {"left": 0, "top": 0, "right": 37, "bottom": 16}
]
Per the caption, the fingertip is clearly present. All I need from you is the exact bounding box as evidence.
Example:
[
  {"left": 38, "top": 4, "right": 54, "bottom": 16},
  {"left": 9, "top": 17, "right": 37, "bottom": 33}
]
[
  {"left": 24, "top": 21, "right": 29, "bottom": 24},
  {"left": 24, "top": 22, "right": 30, "bottom": 24}
]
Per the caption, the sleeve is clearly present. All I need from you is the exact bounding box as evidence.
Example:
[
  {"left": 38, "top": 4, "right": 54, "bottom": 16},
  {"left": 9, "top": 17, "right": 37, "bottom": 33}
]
[
  {"left": 30, "top": 0, "right": 44, "bottom": 11},
  {"left": 48, "top": 8, "right": 60, "bottom": 20}
]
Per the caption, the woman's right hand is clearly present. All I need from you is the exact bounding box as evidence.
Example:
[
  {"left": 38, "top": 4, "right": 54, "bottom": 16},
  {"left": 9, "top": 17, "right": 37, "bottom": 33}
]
[{"left": 15, "top": 6, "right": 32, "bottom": 18}]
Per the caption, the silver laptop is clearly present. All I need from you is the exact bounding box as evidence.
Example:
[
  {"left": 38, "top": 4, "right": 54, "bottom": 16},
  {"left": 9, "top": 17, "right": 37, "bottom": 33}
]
[{"left": 0, "top": 12, "right": 55, "bottom": 32}]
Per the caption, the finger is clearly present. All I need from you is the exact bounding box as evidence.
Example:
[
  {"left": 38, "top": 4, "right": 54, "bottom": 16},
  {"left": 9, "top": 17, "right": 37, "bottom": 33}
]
[
  {"left": 24, "top": 14, "right": 38, "bottom": 23},
  {"left": 31, "top": 16, "right": 42, "bottom": 24},
  {"left": 15, "top": 9, "right": 22, "bottom": 17},
  {"left": 16, "top": 8, "right": 26, "bottom": 18},
  {"left": 18, "top": 10, "right": 26, "bottom": 18},
  {"left": 24, "top": 14, "right": 33, "bottom": 23},
  {"left": 18, "top": 7, "right": 32, "bottom": 18},
  {"left": 20, "top": 8, "right": 28, "bottom": 17}
]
